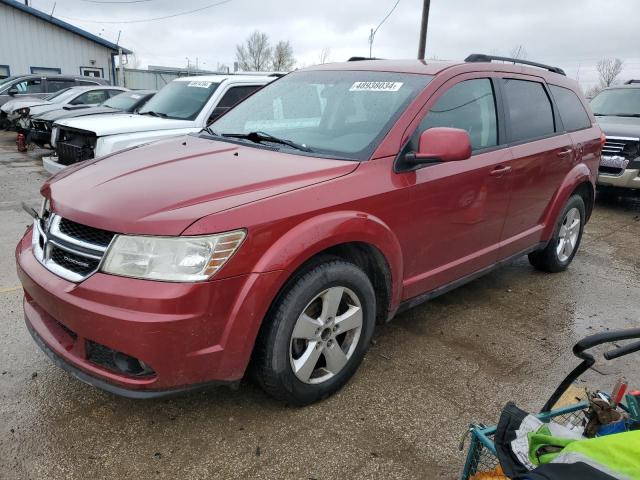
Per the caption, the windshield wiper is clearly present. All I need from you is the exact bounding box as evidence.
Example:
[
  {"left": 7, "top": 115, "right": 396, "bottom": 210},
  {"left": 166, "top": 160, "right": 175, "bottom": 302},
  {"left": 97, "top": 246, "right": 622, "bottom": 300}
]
[
  {"left": 201, "top": 126, "right": 219, "bottom": 137},
  {"left": 140, "top": 111, "right": 167, "bottom": 118},
  {"left": 221, "top": 131, "right": 312, "bottom": 152},
  {"left": 594, "top": 113, "right": 640, "bottom": 118}
]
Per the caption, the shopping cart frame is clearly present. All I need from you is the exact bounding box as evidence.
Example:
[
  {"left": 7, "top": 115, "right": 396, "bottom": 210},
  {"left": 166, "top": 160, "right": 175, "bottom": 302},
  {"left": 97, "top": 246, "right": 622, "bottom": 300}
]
[{"left": 460, "top": 327, "right": 640, "bottom": 480}]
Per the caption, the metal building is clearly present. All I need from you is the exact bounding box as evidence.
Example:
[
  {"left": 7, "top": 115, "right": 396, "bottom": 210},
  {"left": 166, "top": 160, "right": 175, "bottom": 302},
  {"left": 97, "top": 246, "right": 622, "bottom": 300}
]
[{"left": 0, "top": 0, "right": 131, "bottom": 84}]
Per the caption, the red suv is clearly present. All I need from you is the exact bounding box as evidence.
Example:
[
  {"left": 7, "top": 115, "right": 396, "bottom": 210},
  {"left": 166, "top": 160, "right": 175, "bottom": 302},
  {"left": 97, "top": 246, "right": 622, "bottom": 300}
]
[{"left": 16, "top": 55, "right": 603, "bottom": 405}]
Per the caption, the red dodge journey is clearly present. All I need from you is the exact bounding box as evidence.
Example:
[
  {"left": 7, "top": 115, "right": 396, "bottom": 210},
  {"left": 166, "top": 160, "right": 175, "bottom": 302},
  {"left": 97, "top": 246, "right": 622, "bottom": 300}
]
[{"left": 16, "top": 55, "right": 603, "bottom": 405}]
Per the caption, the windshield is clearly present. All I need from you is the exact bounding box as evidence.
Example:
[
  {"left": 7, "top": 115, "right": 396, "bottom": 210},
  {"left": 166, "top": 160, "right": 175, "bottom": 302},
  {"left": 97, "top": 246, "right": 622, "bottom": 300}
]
[
  {"left": 46, "top": 88, "right": 80, "bottom": 104},
  {"left": 0, "top": 76, "right": 19, "bottom": 92},
  {"left": 45, "top": 88, "right": 71, "bottom": 101},
  {"left": 590, "top": 88, "right": 640, "bottom": 116},
  {"left": 139, "top": 80, "right": 219, "bottom": 120},
  {"left": 103, "top": 91, "right": 145, "bottom": 110},
  {"left": 210, "top": 70, "right": 432, "bottom": 160}
]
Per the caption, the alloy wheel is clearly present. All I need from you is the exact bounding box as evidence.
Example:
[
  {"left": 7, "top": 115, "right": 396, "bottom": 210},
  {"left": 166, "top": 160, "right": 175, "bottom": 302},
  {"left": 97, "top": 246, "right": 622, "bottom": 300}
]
[
  {"left": 289, "top": 286, "right": 363, "bottom": 384},
  {"left": 556, "top": 207, "right": 581, "bottom": 262}
]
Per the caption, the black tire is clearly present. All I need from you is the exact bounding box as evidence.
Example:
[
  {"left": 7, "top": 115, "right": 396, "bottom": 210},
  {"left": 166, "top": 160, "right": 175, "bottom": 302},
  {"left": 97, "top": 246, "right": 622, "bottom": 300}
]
[
  {"left": 528, "top": 194, "right": 586, "bottom": 273},
  {"left": 253, "top": 258, "right": 376, "bottom": 405}
]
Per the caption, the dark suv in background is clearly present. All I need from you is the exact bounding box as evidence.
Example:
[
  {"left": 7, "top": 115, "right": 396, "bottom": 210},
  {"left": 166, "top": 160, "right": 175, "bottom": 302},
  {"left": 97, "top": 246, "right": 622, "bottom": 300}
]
[
  {"left": 0, "top": 74, "right": 109, "bottom": 127},
  {"left": 591, "top": 80, "right": 640, "bottom": 192}
]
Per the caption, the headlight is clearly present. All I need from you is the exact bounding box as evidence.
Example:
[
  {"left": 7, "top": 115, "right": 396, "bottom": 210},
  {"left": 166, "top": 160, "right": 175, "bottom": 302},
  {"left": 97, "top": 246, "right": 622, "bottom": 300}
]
[
  {"left": 18, "top": 107, "right": 30, "bottom": 116},
  {"left": 101, "top": 230, "right": 246, "bottom": 282}
]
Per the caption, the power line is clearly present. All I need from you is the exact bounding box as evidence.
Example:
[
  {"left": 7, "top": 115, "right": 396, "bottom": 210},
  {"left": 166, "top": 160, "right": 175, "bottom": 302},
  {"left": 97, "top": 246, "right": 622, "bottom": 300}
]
[
  {"left": 368, "top": 0, "right": 401, "bottom": 57},
  {"left": 58, "top": 0, "right": 234, "bottom": 23}
]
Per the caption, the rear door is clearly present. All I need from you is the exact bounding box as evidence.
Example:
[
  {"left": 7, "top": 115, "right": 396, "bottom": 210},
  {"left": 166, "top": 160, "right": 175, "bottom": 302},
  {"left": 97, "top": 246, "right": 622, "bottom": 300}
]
[
  {"left": 497, "top": 76, "right": 575, "bottom": 258},
  {"left": 395, "top": 74, "right": 513, "bottom": 299}
]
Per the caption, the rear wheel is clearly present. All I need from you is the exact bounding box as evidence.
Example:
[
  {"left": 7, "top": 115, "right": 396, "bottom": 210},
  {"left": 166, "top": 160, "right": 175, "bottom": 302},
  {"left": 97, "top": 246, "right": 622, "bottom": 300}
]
[
  {"left": 253, "top": 259, "right": 376, "bottom": 405},
  {"left": 528, "top": 194, "right": 585, "bottom": 272}
]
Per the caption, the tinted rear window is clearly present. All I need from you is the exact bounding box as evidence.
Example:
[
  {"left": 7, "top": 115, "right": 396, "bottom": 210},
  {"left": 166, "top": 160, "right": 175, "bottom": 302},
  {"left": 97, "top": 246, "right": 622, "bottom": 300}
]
[
  {"left": 549, "top": 85, "right": 591, "bottom": 131},
  {"left": 503, "top": 79, "right": 555, "bottom": 143}
]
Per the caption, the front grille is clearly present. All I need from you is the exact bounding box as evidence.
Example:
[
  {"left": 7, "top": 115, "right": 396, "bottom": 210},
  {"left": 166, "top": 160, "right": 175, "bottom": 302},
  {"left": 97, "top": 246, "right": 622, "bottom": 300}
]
[
  {"left": 56, "top": 128, "right": 96, "bottom": 166},
  {"left": 602, "top": 136, "right": 640, "bottom": 158},
  {"left": 50, "top": 244, "right": 100, "bottom": 276},
  {"left": 32, "top": 214, "right": 114, "bottom": 282},
  {"left": 59, "top": 218, "right": 115, "bottom": 248}
]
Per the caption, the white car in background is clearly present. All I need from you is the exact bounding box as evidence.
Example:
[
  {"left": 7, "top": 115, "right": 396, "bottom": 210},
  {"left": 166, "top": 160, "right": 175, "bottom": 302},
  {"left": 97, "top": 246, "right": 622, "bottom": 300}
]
[
  {"left": 44, "top": 74, "right": 277, "bottom": 174},
  {"left": 2, "top": 86, "right": 127, "bottom": 129}
]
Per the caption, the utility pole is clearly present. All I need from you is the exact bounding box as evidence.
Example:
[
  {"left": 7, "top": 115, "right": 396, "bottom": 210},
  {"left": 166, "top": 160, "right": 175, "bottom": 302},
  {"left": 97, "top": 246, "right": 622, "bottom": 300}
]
[{"left": 417, "top": 0, "right": 431, "bottom": 60}]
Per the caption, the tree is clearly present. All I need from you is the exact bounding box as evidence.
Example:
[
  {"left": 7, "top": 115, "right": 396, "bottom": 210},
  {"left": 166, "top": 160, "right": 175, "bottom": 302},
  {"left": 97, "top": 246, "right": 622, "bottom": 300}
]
[
  {"left": 271, "top": 40, "right": 296, "bottom": 71},
  {"left": 597, "top": 57, "right": 623, "bottom": 88},
  {"left": 318, "top": 47, "right": 331, "bottom": 64},
  {"left": 235, "top": 31, "right": 272, "bottom": 71},
  {"left": 509, "top": 45, "right": 527, "bottom": 60}
]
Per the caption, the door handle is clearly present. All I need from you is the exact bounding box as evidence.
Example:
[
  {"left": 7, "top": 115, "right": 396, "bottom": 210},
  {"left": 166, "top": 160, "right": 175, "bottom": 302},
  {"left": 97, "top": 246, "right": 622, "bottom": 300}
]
[
  {"left": 489, "top": 165, "right": 512, "bottom": 177},
  {"left": 557, "top": 148, "right": 573, "bottom": 158}
]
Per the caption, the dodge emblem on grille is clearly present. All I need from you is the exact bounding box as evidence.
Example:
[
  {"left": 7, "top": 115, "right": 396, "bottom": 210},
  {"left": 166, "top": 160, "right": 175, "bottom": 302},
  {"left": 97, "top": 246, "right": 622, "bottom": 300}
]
[{"left": 62, "top": 255, "right": 90, "bottom": 268}]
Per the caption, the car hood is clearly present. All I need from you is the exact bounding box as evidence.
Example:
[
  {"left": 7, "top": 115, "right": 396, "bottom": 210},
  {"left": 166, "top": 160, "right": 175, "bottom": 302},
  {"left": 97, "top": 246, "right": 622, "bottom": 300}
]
[
  {"left": 1, "top": 98, "right": 50, "bottom": 113},
  {"left": 54, "top": 113, "right": 195, "bottom": 136},
  {"left": 35, "top": 105, "right": 120, "bottom": 122},
  {"left": 28, "top": 103, "right": 70, "bottom": 117},
  {"left": 597, "top": 116, "right": 640, "bottom": 139},
  {"left": 43, "top": 135, "right": 358, "bottom": 235}
]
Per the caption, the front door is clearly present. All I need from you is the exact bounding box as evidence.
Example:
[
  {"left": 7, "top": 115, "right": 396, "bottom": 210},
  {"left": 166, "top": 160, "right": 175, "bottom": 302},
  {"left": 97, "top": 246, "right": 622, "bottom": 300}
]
[{"left": 395, "top": 75, "right": 513, "bottom": 300}]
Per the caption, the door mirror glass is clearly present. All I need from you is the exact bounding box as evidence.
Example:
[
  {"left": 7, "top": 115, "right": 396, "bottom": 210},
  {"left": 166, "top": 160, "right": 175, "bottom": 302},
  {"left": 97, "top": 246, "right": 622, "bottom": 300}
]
[{"left": 406, "top": 127, "right": 472, "bottom": 165}]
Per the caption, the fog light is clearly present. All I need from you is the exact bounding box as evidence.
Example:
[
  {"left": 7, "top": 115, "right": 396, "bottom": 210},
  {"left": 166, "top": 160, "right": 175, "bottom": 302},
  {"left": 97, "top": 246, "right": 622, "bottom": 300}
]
[{"left": 113, "top": 351, "right": 153, "bottom": 376}]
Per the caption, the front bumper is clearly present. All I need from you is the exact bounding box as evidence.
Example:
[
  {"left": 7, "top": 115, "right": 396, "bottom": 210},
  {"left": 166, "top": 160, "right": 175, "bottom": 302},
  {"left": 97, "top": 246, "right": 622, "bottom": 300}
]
[
  {"left": 42, "top": 155, "right": 65, "bottom": 175},
  {"left": 16, "top": 229, "right": 283, "bottom": 396},
  {"left": 597, "top": 168, "right": 640, "bottom": 190}
]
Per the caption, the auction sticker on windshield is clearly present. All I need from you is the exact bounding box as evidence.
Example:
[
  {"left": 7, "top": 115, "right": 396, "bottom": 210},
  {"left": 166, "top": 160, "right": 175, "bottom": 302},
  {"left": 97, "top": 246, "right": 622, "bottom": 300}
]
[
  {"left": 349, "top": 81, "right": 403, "bottom": 92},
  {"left": 187, "top": 81, "right": 212, "bottom": 88}
]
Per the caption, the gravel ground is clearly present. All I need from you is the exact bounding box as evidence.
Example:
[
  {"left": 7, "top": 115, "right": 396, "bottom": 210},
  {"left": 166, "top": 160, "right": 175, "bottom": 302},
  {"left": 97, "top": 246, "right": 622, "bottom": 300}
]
[{"left": 1, "top": 130, "right": 639, "bottom": 479}]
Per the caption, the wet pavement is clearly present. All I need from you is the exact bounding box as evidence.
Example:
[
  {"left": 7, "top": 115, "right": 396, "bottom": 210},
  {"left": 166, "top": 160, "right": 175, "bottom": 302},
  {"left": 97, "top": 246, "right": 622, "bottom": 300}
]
[{"left": 0, "top": 130, "right": 639, "bottom": 479}]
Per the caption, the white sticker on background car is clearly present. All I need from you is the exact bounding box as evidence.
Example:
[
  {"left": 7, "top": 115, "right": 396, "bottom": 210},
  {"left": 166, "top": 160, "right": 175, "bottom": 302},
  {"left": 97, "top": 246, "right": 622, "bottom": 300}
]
[
  {"left": 187, "top": 81, "right": 212, "bottom": 88},
  {"left": 349, "top": 81, "right": 403, "bottom": 92},
  {"left": 130, "top": 94, "right": 141, "bottom": 99}
]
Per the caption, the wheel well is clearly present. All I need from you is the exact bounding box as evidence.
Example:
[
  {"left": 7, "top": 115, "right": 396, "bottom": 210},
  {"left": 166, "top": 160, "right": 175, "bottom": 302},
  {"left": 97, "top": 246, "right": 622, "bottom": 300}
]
[
  {"left": 572, "top": 181, "right": 594, "bottom": 221},
  {"left": 321, "top": 242, "right": 392, "bottom": 324}
]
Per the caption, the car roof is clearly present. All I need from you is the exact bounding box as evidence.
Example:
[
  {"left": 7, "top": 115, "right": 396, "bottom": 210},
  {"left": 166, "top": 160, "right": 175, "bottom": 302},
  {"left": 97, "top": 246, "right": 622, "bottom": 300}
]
[
  {"left": 9, "top": 74, "right": 107, "bottom": 81},
  {"left": 64, "top": 85, "right": 126, "bottom": 92},
  {"left": 302, "top": 59, "right": 573, "bottom": 85},
  {"left": 175, "top": 74, "right": 275, "bottom": 83}
]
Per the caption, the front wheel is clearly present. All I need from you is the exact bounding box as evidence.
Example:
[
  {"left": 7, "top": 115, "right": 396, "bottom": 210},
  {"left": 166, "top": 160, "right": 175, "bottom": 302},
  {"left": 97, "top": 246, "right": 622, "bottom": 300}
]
[
  {"left": 528, "top": 194, "right": 586, "bottom": 272},
  {"left": 253, "top": 259, "right": 376, "bottom": 405}
]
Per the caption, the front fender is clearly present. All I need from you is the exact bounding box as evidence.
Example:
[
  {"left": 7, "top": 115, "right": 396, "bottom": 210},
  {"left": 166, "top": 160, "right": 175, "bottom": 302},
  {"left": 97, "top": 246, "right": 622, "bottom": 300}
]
[
  {"left": 253, "top": 211, "right": 404, "bottom": 311},
  {"left": 541, "top": 163, "right": 594, "bottom": 240}
]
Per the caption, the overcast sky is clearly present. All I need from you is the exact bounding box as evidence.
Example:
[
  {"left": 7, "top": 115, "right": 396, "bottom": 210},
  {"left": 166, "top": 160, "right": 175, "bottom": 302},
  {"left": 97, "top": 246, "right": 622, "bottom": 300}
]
[{"left": 30, "top": 0, "right": 640, "bottom": 88}]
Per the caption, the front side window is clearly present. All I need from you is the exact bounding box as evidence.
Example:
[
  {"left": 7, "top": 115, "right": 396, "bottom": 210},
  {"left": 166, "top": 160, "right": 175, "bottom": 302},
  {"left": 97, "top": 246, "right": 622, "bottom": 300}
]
[
  {"left": 590, "top": 88, "right": 640, "bottom": 117},
  {"left": 549, "top": 85, "right": 591, "bottom": 131},
  {"left": 503, "top": 79, "right": 555, "bottom": 142},
  {"left": 211, "top": 71, "right": 432, "bottom": 159},
  {"left": 14, "top": 79, "right": 43, "bottom": 94},
  {"left": 410, "top": 78, "right": 498, "bottom": 152},
  {"left": 103, "top": 92, "right": 143, "bottom": 110},
  {"left": 139, "top": 80, "right": 220, "bottom": 120}
]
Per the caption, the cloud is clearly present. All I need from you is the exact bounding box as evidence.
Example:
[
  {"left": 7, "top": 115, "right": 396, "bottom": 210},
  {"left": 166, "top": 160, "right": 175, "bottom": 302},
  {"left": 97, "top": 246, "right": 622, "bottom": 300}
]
[{"left": 41, "top": 0, "right": 640, "bottom": 86}]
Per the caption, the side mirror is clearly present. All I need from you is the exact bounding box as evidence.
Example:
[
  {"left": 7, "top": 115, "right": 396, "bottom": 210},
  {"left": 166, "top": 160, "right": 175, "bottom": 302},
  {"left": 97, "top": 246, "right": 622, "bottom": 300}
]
[
  {"left": 8, "top": 87, "right": 19, "bottom": 96},
  {"left": 404, "top": 127, "right": 472, "bottom": 167}
]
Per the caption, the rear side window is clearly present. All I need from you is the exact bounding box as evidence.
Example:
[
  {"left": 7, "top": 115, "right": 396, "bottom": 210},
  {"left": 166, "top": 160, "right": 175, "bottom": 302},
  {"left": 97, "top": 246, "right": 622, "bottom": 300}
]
[
  {"left": 549, "top": 85, "right": 591, "bottom": 131},
  {"left": 47, "top": 79, "right": 75, "bottom": 93},
  {"left": 503, "top": 79, "right": 554, "bottom": 142},
  {"left": 413, "top": 78, "right": 498, "bottom": 151},
  {"left": 217, "top": 85, "right": 261, "bottom": 109}
]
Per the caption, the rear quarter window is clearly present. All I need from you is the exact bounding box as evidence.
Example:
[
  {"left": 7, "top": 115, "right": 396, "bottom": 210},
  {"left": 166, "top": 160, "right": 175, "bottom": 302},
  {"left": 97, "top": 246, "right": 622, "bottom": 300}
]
[
  {"left": 503, "top": 79, "right": 555, "bottom": 143},
  {"left": 549, "top": 85, "right": 591, "bottom": 131}
]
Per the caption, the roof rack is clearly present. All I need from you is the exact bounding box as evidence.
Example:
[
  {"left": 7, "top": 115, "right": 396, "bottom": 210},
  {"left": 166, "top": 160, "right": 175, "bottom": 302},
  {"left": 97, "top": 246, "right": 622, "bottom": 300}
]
[
  {"left": 347, "top": 56, "right": 385, "bottom": 62},
  {"left": 464, "top": 53, "right": 566, "bottom": 76},
  {"left": 624, "top": 79, "right": 640, "bottom": 85}
]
